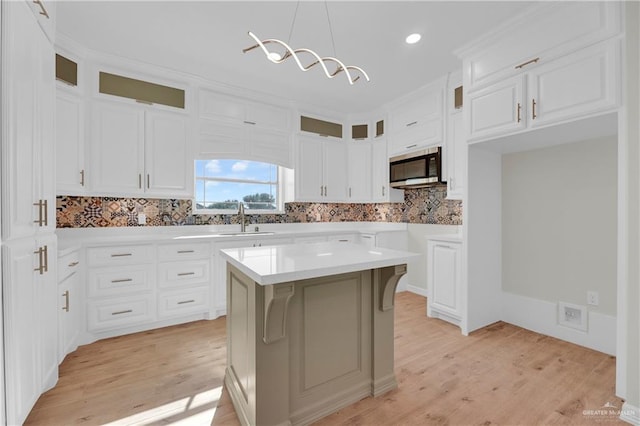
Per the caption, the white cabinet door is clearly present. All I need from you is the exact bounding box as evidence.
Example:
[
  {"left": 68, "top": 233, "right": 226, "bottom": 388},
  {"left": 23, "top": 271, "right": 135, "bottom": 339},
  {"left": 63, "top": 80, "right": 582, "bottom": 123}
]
[
  {"left": 3, "top": 239, "right": 40, "bottom": 426},
  {"left": 388, "top": 84, "right": 444, "bottom": 155},
  {"left": 427, "top": 240, "right": 462, "bottom": 321},
  {"left": 527, "top": 40, "right": 619, "bottom": 128},
  {"left": 371, "top": 139, "right": 403, "bottom": 203},
  {"left": 56, "top": 93, "right": 85, "bottom": 194},
  {"left": 37, "top": 235, "right": 58, "bottom": 392},
  {"left": 347, "top": 143, "right": 372, "bottom": 202},
  {"left": 145, "top": 110, "right": 190, "bottom": 197},
  {"left": 296, "top": 135, "right": 324, "bottom": 201},
  {"left": 323, "top": 139, "right": 348, "bottom": 201},
  {"left": 467, "top": 74, "right": 526, "bottom": 142},
  {"left": 58, "top": 251, "right": 80, "bottom": 362},
  {"left": 37, "top": 35, "right": 56, "bottom": 235},
  {"left": 3, "top": 2, "right": 40, "bottom": 240},
  {"left": 446, "top": 112, "right": 466, "bottom": 200},
  {"left": 91, "top": 101, "right": 145, "bottom": 195}
]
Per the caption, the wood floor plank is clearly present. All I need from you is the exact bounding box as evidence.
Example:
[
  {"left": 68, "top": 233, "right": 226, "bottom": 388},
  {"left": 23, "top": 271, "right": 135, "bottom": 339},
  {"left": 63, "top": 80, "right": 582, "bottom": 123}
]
[{"left": 25, "top": 292, "right": 623, "bottom": 425}]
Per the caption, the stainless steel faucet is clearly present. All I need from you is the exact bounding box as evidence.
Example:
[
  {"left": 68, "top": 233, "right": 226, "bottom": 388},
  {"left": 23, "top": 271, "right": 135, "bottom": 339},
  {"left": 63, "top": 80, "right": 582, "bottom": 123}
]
[{"left": 238, "top": 203, "right": 247, "bottom": 233}]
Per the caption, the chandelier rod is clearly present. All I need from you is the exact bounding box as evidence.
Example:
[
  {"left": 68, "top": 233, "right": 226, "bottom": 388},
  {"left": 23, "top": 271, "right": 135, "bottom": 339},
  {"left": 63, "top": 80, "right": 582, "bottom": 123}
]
[{"left": 324, "top": 1, "right": 338, "bottom": 58}]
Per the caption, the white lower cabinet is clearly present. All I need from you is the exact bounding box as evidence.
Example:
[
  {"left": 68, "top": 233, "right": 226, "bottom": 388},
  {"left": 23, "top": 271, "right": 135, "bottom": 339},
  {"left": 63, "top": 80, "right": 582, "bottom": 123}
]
[
  {"left": 86, "top": 243, "right": 156, "bottom": 332},
  {"left": 58, "top": 248, "right": 80, "bottom": 362},
  {"left": 158, "top": 287, "right": 210, "bottom": 318},
  {"left": 427, "top": 237, "right": 463, "bottom": 329},
  {"left": 157, "top": 242, "right": 211, "bottom": 319},
  {"left": 88, "top": 295, "right": 155, "bottom": 331},
  {"left": 3, "top": 235, "right": 57, "bottom": 426}
]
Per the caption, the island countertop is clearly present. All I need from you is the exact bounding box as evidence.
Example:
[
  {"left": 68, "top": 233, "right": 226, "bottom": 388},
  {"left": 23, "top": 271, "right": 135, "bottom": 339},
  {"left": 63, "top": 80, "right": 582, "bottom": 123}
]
[{"left": 220, "top": 241, "right": 420, "bottom": 285}]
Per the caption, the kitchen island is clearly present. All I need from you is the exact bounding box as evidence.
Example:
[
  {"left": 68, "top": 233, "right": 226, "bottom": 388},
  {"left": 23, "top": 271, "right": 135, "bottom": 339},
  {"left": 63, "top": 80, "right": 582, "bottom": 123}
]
[{"left": 219, "top": 242, "right": 419, "bottom": 426}]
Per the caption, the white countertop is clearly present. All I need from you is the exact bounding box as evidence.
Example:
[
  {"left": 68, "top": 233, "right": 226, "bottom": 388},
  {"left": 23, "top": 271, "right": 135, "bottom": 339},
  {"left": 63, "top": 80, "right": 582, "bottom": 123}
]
[{"left": 220, "top": 242, "right": 420, "bottom": 285}]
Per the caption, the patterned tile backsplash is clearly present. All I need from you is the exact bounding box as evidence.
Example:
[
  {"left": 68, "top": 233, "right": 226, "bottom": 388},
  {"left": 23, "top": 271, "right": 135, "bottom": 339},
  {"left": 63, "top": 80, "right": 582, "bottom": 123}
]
[{"left": 56, "top": 187, "right": 462, "bottom": 228}]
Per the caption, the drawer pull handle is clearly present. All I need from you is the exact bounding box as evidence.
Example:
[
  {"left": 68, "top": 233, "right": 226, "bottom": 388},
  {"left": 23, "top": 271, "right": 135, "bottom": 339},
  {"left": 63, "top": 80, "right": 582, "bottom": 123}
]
[
  {"left": 517, "top": 102, "right": 521, "bottom": 123},
  {"left": 405, "top": 144, "right": 417, "bottom": 149},
  {"left": 338, "top": 239, "right": 349, "bottom": 242},
  {"left": 243, "top": 120, "right": 256, "bottom": 125},
  {"left": 62, "top": 290, "right": 70, "bottom": 312},
  {"left": 177, "top": 272, "right": 196, "bottom": 276},
  {"left": 68, "top": 261, "right": 79, "bottom": 267},
  {"left": 177, "top": 250, "right": 194, "bottom": 254},
  {"left": 177, "top": 300, "right": 195, "bottom": 305},
  {"left": 406, "top": 121, "right": 418, "bottom": 127},
  {"left": 112, "top": 309, "right": 133, "bottom": 316},
  {"left": 111, "top": 278, "right": 133, "bottom": 283},
  {"left": 111, "top": 253, "right": 132, "bottom": 257},
  {"left": 515, "top": 57, "right": 540, "bottom": 69}
]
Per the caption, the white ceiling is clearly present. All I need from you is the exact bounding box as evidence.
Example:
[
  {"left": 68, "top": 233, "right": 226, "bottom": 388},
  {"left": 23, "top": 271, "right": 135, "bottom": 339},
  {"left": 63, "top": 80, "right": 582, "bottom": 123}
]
[{"left": 56, "top": 1, "right": 534, "bottom": 113}]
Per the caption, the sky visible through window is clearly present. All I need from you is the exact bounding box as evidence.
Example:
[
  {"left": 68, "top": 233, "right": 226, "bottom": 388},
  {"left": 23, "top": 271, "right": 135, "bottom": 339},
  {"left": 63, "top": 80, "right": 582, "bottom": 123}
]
[{"left": 195, "top": 159, "right": 278, "bottom": 210}]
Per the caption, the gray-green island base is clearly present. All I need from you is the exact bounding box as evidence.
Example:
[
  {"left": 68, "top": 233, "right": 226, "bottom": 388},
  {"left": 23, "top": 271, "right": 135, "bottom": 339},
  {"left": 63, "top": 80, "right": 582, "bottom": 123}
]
[{"left": 224, "top": 262, "right": 407, "bottom": 426}]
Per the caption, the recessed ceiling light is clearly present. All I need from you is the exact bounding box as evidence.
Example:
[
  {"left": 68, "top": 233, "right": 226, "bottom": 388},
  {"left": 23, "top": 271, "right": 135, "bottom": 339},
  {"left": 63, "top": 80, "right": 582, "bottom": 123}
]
[{"left": 405, "top": 33, "right": 422, "bottom": 45}]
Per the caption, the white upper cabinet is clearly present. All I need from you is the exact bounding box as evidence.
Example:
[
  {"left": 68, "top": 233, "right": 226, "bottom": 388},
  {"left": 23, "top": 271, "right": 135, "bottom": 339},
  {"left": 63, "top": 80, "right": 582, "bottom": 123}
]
[
  {"left": 199, "top": 90, "right": 290, "bottom": 131},
  {"left": 371, "top": 139, "right": 404, "bottom": 203},
  {"left": 467, "top": 75, "right": 526, "bottom": 142},
  {"left": 296, "top": 134, "right": 348, "bottom": 202},
  {"left": 56, "top": 92, "right": 85, "bottom": 195},
  {"left": 347, "top": 143, "right": 372, "bottom": 202},
  {"left": 466, "top": 40, "right": 620, "bottom": 143},
  {"left": 2, "top": 0, "right": 55, "bottom": 240},
  {"left": 460, "top": 1, "right": 622, "bottom": 144},
  {"left": 91, "top": 101, "right": 145, "bottom": 195},
  {"left": 444, "top": 71, "right": 466, "bottom": 200},
  {"left": 197, "top": 89, "right": 293, "bottom": 167},
  {"left": 388, "top": 80, "right": 445, "bottom": 155},
  {"left": 90, "top": 100, "right": 191, "bottom": 197},
  {"left": 145, "top": 110, "right": 190, "bottom": 196},
  {"left": 526, "top": 40, "right": 619, "bottom": 129},
  {"left": 461, "top": 2, "right": 621, "bottom": 92}
]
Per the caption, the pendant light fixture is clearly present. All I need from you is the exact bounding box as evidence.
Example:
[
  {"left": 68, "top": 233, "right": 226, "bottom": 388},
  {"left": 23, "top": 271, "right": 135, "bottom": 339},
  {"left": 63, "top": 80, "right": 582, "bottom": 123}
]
[{"left": 242, "top": 1, "right": 370, "bottom": 85}]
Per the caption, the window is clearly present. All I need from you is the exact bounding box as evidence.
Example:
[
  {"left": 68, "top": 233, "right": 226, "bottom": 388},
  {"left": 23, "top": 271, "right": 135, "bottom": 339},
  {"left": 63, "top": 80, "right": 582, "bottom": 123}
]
[{"left": 195, "top": 159, "right": 290, "bottom": 213}]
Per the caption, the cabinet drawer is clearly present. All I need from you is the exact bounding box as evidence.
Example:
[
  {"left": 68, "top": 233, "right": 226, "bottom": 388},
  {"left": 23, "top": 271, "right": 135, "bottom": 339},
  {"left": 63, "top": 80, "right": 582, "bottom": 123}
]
[
  {"left": 88, "top": 295, "right": 155, "bottom": 331},
  {"left": 58, "top": 250, "right": 80, "bottom": 282},
  {"left": 87, "top": 245, "right": 154, "bottom": 267},
  {"left": 158, "top": 260, "right": 210, "bottom": 289},
  {"left": 89, "top": 265, "right": 154, "bottom": 297},
  {"left": 389, "top": 119, "right": 442, "bottom": 154},
  {"left": 157, "top": 242, "right": 211, "bottom": 261},
  {"left": 158, "top": 287, "right": 209, "bottom": 318}
]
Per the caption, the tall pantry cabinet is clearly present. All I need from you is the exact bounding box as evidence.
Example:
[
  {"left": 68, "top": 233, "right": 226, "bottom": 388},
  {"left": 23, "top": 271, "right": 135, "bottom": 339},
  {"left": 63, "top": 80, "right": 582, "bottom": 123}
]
[{"left": 1, "top": 1, "right": 58, "bottom": 425}]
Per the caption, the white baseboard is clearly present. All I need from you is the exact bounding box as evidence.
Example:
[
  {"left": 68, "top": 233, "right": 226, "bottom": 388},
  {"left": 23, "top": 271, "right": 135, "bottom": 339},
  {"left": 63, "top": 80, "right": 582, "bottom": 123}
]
[
  {"left": 501, "top": 291, "right": 616, "bottom": 355},
  {"left": 405, "top": 284, "right": 428, "bottom": 297},
  {"left": 620, "top": 402, "right": 640, "bottom": 425}
]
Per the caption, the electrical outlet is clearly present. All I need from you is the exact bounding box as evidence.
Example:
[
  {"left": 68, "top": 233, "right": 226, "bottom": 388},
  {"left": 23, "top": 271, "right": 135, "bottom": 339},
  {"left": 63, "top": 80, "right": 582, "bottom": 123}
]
[
  {"left": 137, "top": 213, "right": 146, "bottom": 225},
  {"left": 558, "top": 302, "right": 588, "bottom": 331},
  {"left": 587, "top": 291, "right": 599, "bottom": 306}
]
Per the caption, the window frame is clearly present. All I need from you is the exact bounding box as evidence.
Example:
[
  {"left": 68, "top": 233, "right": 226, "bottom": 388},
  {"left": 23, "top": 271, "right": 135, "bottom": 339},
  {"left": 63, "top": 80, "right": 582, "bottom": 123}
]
[{"left": 193, "top": 159, "right": 285, "bottom": 215}]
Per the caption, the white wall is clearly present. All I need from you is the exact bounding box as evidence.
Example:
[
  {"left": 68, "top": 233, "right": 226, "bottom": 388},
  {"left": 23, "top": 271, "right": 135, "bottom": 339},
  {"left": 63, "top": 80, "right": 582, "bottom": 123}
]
[{"left": 502, "top": 137, "right": 618, "bottom": 316}]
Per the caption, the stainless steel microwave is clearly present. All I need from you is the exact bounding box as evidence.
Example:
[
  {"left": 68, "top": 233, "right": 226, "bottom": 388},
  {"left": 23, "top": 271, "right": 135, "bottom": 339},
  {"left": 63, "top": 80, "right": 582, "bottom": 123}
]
[{"left": 389, "top": 147, "right": 445, "bottom": 189}]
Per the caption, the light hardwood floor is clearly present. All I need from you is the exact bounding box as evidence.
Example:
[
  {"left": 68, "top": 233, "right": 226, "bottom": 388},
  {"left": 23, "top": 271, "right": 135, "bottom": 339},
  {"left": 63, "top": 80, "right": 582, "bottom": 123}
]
[{"left": 25, "top": 292, "right": 624, "bottom": 425}]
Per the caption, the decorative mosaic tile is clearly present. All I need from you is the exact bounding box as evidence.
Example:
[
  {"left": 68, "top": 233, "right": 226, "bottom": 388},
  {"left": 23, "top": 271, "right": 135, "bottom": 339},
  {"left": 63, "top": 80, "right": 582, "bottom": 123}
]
[{"left": 56, "top": 187, "right": 462, "bottom": 228}]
